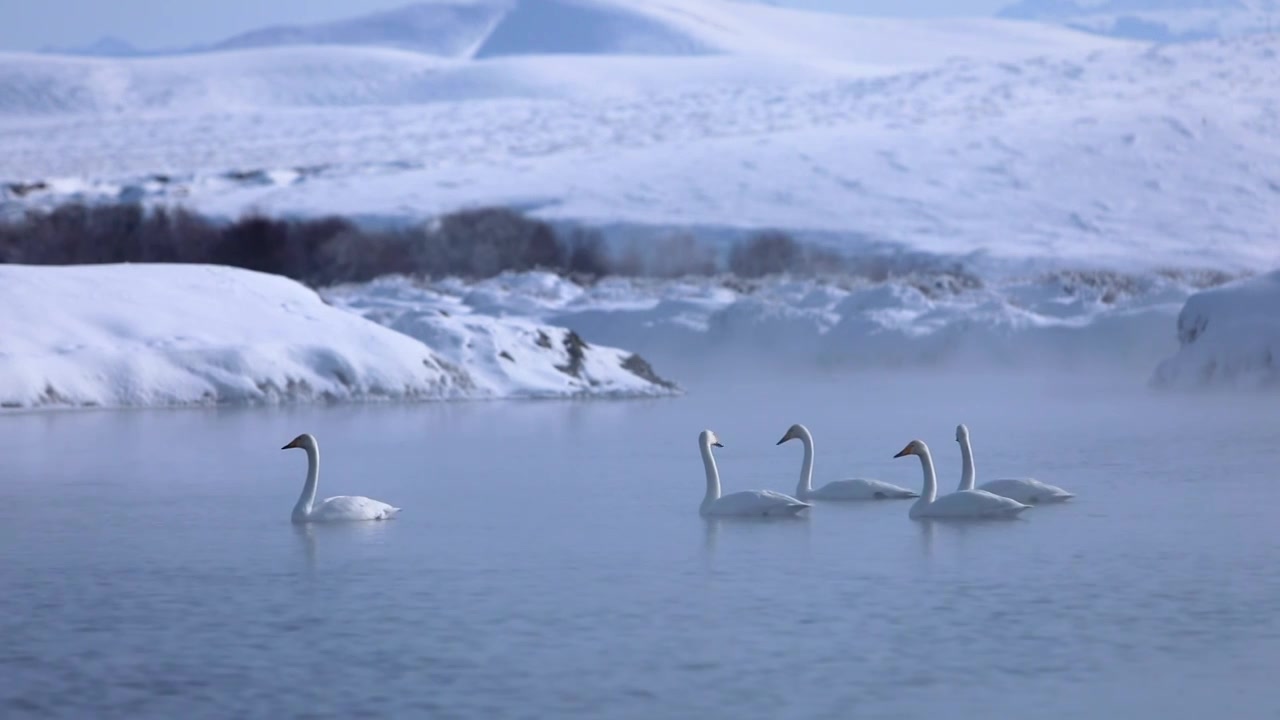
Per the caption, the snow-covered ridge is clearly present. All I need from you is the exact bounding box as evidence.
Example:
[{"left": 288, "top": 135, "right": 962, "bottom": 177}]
[
  {"left": 1151, "top": 270, "right": 1280, "bottom": 388},
  {"left": 0, "top": 264, "right": 677, "bottom": 411}
]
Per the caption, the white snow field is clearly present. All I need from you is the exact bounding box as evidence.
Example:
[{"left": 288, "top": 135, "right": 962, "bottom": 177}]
[
  {"left": 1151, "top": 270, "right": 1280, "bottom": 388},
  {"left": 0, "top": 264, "right": 676, "bottom": 410}
]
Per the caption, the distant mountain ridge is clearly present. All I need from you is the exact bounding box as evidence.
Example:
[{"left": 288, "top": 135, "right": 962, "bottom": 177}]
[
  {"left": 39, "top": 35, "right": 145, "bottom": 57},
  {"left": 210, "top": 1, "right": 511, "bottom": 57},
  {"left": 1000, "top": 0, "right": 1279, "bottom": 41},
  {"left": 211, "top": 0, "right": 720, "bottom": 58}
]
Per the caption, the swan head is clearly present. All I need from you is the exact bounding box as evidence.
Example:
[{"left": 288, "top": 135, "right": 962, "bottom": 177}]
[
  {"left": 282, "top": 433, "right": 318, "bottom": 451},
  {"left": 699, "top": 430, "right": 724, "bottom": 448},
  {"left": 894, "top": 439, "right": 927, "bottom": 458},
  {"left": 776, "top": 423, "right": 807, "bottom": 445},
  {"left": 955, "top": 424, "right": 969, "bottom": 442}
]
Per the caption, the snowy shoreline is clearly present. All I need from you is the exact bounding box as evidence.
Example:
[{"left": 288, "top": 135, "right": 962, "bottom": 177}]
[
  {"left": 0, "top": 264, "right": 679, "bottom": 411},
  {"left": 0, "top": 258, "right": 1270, "bottom": 413}
]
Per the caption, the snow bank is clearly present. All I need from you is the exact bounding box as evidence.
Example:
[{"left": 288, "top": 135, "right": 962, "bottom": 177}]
[
  {"left": 0, "top": 264, "right": 677, "bottom": 410},
  {"left": 0, "top": 263, "right": 475, "bottom": 409},
  {"left": 1151, "top": 270, "right": 1280, "bottom": 389}
]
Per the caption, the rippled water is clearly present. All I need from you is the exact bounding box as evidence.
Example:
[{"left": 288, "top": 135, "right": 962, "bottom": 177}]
[{"left": 2, "top": 372, "right": 1278, "bottom": 719}]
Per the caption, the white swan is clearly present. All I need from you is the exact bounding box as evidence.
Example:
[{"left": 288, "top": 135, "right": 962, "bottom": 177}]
[
  {"left": 282, "top": 433, "right": 401, "bottom": 523},
  {"left": 698, "top": 430, "right": 810, "bottom": 517},
  {"left": 777, "top": 424, "right": 918, "bottom": 500},
  {"left": 894, "top": 439, "right": 1029, "bottom": 519},
  {"left": 956, "top": 424, "right": 1074, "bottom": 504}
]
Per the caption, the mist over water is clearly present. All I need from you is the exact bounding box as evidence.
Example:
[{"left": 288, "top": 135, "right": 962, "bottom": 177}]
[{"left": 2, "top": 368, "right": 1277, "bottom": 718}]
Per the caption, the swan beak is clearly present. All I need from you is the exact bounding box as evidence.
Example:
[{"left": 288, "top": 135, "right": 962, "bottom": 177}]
[
  {"left": 893, "top": 445, "right": 913, "bottom": 458},
  {"left": 281, "top": 440, "right": 297, "bottom": 450},
  {"left": 713, "top": 442, "right": 724, "bottom": 448},
  {"left": 776, "top": 436, "right": 788, "bottom": 445}
]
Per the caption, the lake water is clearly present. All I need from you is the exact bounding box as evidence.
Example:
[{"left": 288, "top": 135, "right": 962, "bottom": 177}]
[{"left": 2, "top": 371, "right": 1278, "bottom": 719}]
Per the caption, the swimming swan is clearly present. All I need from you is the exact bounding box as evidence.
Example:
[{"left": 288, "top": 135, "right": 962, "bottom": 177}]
[
  {"left": 894, "top": 439, "right": 1029, "bottom": 519},
  {"left": 282, "top": 433, "right": 401, "bottom": 523},
  {"left": 777, "top": 423, "right": 918, "bottom": 500},
  {"left": 699, "top": 430, "right": 810, "bottom": 517},
  {"left": 956, "top": 424, "right": 1074, "bottom": 504}
]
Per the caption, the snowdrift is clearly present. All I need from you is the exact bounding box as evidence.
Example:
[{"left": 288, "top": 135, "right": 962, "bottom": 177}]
[{"left": 1151, "top": 270, "right": 1280, "bottom": 388}]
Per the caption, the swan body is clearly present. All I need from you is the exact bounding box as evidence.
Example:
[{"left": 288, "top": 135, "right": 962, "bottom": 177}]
[
  {"left": 894, "top": 439, "right": 1028, "bottom": 520},
  {"left": 777, "top": 424, "right": 917, "bottom": 500},
  {"left": 283, "top": 433, "right": 401, "bottom": 523},
  {"left": 956, "top": 424, "right": 1074, "bottom": 504},
  {"left": 698, "top": 430, "right": 810, "bottom": 517}
]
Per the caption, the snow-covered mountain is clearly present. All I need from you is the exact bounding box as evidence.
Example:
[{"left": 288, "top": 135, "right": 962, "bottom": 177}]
[{"left": 1000, "top": 0, "right": 1280, "bottom": 41}]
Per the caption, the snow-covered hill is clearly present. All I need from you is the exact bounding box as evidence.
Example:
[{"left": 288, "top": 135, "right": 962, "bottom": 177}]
[
  {"left": 2, "top": 32, "right": 1275, "bottom": 270},
  {"left": 0, "top": 264, "right": 677, "bottom": 410},
  {"left": 0, "top": 0, "right": 1274, "bottom": 272}
]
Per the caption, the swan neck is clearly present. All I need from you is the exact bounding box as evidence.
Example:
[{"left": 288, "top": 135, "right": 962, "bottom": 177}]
[
  {"left": 700, "top": 438, "right": 721, "bottom": 510},
  {"left": 293, "top": 445, "right": 319, "bottom": 522},
  {"left": 917, "top": 446, "right": 937, "bottom": 504},
  {"left": 796, "top": 427, "right": 815, "bottom": 498},
  {"left": 959, "top": 435, "right": 975, "bottom": 491}
]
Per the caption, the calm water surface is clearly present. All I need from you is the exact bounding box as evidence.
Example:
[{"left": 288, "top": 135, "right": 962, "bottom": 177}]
[{"left": 1, "top": 372, "right": 1278, "bottom": 719}]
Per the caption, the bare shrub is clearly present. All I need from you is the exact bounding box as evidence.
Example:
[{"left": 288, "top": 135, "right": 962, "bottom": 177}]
[{"left": 728, "top": 230, "right": 802, "bottom": 278}]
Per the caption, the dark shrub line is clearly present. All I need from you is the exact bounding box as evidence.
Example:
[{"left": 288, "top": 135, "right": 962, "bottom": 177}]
[{"left": 0, "top": 202, "right": 874, "bottom": 285}]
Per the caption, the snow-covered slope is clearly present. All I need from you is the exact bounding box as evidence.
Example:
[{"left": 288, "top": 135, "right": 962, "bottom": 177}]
[
  {"left": 0, "top": 0, "right": 1125, "bottom": 116},
  {"left": 0, "top": 264, "right": 677, "bottom": 410},
  {"left": 0, "top": 1, "right": 1273, "bottom": 273},
  {"left": 1000, "top": 0, "right": 1280, "bottom": 41},
  {"left": 3, "top": 34, "right": 1274, "bottom": 270},
  {"left": 1151, "top": 270, "right": 1280, "bottom": 388}
]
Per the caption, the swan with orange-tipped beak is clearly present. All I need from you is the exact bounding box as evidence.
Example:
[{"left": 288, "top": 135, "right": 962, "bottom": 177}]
[
  {"left": 698, "top": 430, "right": 810, "bottom": 517},
  {"left": 282, "top": 433, "right": 400, "bottom": 523},
  {"left": 894, "top": 439, "right": 1028, "bottom": 519}
]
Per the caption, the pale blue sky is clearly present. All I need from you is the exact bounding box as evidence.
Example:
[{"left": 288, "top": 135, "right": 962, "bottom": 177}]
[{"left": 0, "top": 0, "right": 1008, "bottom": 52}]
